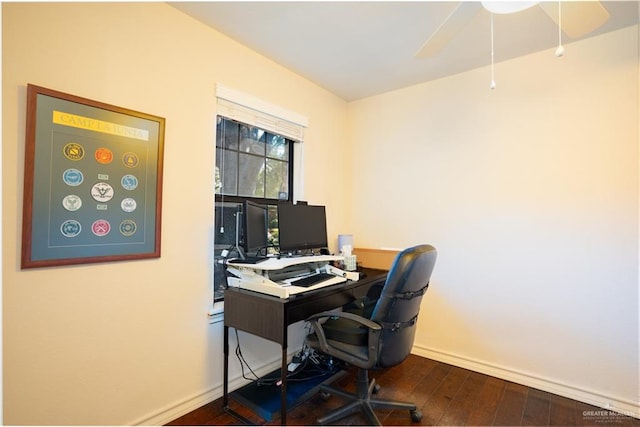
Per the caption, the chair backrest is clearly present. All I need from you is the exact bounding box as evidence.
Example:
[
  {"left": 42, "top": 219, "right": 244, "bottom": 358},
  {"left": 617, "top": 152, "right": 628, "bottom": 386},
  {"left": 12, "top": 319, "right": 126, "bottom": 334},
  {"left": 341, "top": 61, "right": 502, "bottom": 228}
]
[{"left": 370, "top": 244, "right": 437, "bottom": 368}]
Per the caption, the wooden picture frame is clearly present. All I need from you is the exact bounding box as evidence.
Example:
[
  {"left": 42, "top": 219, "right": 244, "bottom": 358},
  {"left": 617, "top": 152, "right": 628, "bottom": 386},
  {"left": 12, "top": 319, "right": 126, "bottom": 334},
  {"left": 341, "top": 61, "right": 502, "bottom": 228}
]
[{"left": 21, "top": 84, "right": 165, "bottom": 268}]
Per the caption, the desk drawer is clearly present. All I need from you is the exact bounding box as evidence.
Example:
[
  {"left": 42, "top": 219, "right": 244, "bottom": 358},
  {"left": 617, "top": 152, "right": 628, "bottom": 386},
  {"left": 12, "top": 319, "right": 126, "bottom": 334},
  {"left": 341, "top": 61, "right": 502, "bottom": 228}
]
[
  {"left": 225, "top": 290, "right": 286, "bottom": 344},
  {"left": 287, "top": 288, "right": 353, "bottom": 325}
]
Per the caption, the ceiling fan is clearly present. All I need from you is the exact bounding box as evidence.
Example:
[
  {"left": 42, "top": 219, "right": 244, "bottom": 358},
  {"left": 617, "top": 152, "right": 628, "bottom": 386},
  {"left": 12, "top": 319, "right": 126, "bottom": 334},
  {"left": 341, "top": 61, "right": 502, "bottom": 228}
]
[{"left": 415, "top": 1, "right": 610, "bottom": 58}]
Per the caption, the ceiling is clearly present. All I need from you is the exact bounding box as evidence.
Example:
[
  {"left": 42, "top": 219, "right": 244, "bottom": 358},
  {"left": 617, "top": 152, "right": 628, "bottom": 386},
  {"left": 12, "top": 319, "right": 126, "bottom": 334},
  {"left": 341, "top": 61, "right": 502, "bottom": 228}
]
[{"left": 170, "top": 1, "right": 639, "bottom": 101}]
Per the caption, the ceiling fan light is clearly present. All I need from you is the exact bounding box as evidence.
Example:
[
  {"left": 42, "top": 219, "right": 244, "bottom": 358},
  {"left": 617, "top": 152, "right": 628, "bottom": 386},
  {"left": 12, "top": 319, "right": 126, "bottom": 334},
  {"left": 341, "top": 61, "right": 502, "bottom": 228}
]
[{"left": 482, "top": 1, "right": 539, "bottom": 14}]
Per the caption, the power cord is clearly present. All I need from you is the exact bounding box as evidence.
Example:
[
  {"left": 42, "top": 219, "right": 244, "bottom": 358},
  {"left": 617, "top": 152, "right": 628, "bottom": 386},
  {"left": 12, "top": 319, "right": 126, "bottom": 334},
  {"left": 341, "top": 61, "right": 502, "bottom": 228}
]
[
  {"left": 232, "top": 329, "right": 343, "bottom": 388},
  {"left": 234, "top": 329, "right": 261, "bottom": 382}
]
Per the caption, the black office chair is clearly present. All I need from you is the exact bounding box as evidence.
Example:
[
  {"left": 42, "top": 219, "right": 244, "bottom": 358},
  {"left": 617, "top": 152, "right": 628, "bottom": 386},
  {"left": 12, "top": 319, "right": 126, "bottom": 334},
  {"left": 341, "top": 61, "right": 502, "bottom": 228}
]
[{"left": 305, "top": 244, "right": 437, "bottom": 425}]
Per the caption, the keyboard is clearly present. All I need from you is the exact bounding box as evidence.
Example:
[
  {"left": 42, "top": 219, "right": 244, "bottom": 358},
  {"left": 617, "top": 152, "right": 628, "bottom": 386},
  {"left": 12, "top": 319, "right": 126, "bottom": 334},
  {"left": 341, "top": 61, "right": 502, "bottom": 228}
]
[
  {"left": 290, "top": 272, "right": 336, "bottom": 288},
  {"left": 229, "top": 256, "right": 269, "bottom": 264}
]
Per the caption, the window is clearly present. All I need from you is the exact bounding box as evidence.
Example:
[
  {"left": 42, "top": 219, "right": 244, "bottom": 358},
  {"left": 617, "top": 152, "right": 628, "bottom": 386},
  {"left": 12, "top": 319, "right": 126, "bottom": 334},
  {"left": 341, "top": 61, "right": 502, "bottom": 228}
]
[
  {"left": 216, "top": 117, "right": 292, "bottom": 200},
  {"left": 213, "top": 117, "right": 295, "bottom": 301},
  {"left": 212, "top": 85, "right": 308, "bottom": 303}
]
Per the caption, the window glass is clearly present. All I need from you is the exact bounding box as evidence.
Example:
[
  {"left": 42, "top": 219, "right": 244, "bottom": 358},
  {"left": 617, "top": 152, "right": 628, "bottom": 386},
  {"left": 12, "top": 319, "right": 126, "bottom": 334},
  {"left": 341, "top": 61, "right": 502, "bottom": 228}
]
[
  {"left": 216, "top": 119, "right": 239, "bottom": 150},
  {"left": 238, "top": 153, "right": 265, "bottom": 198},
  {"left": 266, "top": 158, "right": 288, "bottom": 199},
  {"left": 214, "top": 116, "right": 294, "bottom": 301},
  {"left": 215, "top": 147, "right": 238, "bottom": 196},
  {"left": 267, "top": 134, "right": 288, "bottom": 161}
]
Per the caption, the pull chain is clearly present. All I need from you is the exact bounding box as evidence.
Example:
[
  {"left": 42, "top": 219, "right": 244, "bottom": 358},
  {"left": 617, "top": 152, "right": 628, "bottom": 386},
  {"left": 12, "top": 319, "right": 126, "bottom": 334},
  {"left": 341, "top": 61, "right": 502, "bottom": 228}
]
[
  {"left": 555, "top": 1, "right": 565, "bottom": 57},
  {"left": 490, "top": 13, "right": 496, "bottom": 90}
]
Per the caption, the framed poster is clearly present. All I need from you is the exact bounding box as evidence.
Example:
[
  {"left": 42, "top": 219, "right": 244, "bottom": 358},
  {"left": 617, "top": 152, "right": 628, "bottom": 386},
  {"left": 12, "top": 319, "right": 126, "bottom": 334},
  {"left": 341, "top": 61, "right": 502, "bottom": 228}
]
[{"left": 21, "top": 84, "right": 165, "bottom": 268}]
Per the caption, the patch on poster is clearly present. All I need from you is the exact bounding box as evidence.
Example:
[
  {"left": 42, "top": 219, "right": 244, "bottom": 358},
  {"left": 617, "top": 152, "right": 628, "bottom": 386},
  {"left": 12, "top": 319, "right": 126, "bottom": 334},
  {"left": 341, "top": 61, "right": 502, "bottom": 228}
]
[
  {"left": 91, "top": 182, "right": 114, "bottom": 202},
  {"left": 121, "top": 174, "right": 138, "bottom": 190},
  {"left": 62, "top": 195, "right": 82, "bottom": 211},
  {"left": 91, "top": 219, "right": 111, "bottom": 236},
  {"left": 121, "top": 198, "right": 137, "bottom": 212},
  {"left": 119, "top": 220, "right": 137, "bottom": 236},
  {"left": 122, "top": 152, "right": 139, "bottom": 168},
  {"left": 63, "top": 168, "right": 84, "bottom": 186},
  {"left": 63, "top": 142, "right": 85, "bottom": 161},
  {"left": 60, "top": 219, "right": 82, "bottom": 237},
  {"left": 95, "top": 147, "right": 113, "bottom": 164}
]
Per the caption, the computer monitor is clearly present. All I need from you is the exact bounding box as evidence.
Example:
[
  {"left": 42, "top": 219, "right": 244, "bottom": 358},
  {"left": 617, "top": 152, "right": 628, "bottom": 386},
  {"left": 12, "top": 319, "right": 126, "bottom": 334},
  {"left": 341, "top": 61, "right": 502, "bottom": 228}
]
[
  {"left": 243, "top": 200, "right": 268, "bottom": 256},
  {"left": 277, "top": 203, "right": 328, "bottom": 254}
]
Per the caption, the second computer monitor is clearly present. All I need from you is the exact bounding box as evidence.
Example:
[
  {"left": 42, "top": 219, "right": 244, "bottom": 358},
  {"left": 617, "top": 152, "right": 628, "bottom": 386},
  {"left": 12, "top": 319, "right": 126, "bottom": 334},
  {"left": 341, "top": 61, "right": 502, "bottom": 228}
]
[
  {"left": 243, "top": 200, "right": 268, "bottom": 256},
  {"left": 277, "top": 203, "right": 328, "bottom": 254}
]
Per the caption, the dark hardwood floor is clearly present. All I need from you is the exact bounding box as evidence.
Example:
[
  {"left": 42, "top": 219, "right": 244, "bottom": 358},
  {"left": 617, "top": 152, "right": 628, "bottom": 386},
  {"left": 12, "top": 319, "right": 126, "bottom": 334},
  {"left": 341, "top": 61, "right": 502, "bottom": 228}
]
[{"left": 167, "top": 355, "right": 640, "bottom": 426}]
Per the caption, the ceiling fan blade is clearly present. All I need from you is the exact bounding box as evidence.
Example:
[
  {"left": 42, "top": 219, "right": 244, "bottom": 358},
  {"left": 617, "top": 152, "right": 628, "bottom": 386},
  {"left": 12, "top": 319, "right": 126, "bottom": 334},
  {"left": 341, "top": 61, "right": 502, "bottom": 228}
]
[
  {"left": 415, "top": 2, "right": 482, "bottom": 58},
  {"left": 540, "top": 1, "right": 610, "bottom": 38},
  {"left": 482, "top": 1, "right": 539, "bottom": 14}
]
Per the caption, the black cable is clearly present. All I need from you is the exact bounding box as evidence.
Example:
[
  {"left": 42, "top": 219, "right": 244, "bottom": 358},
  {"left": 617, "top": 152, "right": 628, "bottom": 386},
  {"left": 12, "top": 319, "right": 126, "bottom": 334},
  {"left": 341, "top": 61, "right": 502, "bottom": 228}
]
[
  {"left": 234, "top": 329, "right": 261, "bottom": 382},
  {"left": 256, "top": 245, "right": 276, "bottom": 257},
  {"left": 257, "top": 352, "right": 335, "bottom": 385},
  {"left": 232, "top": 328, "right": 342, "bottom": 387}
]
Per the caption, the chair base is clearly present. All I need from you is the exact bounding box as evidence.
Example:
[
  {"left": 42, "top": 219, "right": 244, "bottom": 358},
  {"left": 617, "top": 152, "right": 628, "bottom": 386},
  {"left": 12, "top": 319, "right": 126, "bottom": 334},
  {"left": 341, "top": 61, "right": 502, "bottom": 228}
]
[{"left": 316, "top": 368, "right": 422, "bottom": 426}]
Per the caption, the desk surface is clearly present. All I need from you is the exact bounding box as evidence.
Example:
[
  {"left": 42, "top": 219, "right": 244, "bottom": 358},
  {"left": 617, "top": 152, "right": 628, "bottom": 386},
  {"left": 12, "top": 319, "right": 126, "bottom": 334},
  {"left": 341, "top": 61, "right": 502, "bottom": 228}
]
[{"left": 224, "top": 268, "right": 387, "bottom": 345}]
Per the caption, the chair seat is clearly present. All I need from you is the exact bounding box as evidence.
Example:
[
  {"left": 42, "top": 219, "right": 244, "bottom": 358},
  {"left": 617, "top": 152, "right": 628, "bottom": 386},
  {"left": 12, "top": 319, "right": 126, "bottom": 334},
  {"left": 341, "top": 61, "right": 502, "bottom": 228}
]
[
  {"left": 321, "top": 316, "right": 369, "bottom": 346},
  {"left": 306, "top": 333, "right": 370, "bottom": 362}
]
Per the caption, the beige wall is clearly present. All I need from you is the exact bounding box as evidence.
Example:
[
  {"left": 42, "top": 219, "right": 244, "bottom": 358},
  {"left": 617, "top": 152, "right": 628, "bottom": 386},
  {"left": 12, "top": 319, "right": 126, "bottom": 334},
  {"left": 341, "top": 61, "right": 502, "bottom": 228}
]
[
  {"left": 2, "top": 3, "right": 350, "bottom": 425},
  {"left": 348, "top": 26, "right": 639, "bottom": 415}
]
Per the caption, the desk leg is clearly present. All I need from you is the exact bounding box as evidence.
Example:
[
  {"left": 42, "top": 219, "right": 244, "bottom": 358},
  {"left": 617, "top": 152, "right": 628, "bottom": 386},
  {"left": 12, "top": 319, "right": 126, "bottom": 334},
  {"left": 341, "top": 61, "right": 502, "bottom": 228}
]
[
  {"left": 223, "top": 325, "right": 229, "bottom": 408},
  {"left": 222, "top": 326, "right": 253, "bottom": 425},
  {"left": 281, "top": 345, "right": 287, "bottom": 425}
]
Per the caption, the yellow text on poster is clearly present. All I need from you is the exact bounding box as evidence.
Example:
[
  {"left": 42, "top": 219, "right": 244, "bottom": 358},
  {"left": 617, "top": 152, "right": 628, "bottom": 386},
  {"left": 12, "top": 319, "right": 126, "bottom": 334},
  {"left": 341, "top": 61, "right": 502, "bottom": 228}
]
[{"left": 52, "top": 110, "right": 149, "bottom": 141}]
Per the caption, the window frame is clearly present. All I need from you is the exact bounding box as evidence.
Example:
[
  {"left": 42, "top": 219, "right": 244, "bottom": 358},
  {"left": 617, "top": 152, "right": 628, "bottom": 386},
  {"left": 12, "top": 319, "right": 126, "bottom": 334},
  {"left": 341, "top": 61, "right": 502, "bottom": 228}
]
[
  {"left": 213, "top": 117, "right": 296, "bottom": 303},
  {"left": 212, "top": 85, "right": 307, "bottom": 310},
  {"left": 215, "top": 117, "right": 294, "bottom": 203}
]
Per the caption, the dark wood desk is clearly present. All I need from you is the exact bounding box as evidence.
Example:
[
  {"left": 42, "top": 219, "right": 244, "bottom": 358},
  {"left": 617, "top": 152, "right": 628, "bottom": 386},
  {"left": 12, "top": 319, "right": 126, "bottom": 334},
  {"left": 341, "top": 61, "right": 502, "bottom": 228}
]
[{"left": 223, "top": 268, "right": 387, "bottom": 425}]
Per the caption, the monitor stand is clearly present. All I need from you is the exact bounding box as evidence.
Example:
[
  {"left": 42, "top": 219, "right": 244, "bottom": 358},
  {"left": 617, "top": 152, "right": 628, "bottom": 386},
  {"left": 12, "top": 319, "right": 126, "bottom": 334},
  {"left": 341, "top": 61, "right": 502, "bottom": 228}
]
[{"left": 232, "top": 210, "right": 246, "bottom": 260}]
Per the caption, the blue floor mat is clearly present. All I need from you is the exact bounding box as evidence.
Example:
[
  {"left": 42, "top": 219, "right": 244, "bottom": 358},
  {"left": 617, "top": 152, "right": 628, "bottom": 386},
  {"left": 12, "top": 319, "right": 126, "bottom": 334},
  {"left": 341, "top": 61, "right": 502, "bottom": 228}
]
[{"left": 231, "top": 364, "right": 346, "bottom": 421}]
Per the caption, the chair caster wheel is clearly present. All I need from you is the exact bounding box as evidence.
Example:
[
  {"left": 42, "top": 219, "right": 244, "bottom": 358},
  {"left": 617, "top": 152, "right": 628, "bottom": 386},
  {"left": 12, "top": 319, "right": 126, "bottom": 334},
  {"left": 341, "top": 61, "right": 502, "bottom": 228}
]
[
  {"left": 320, "top": 391, "right": 331, "bottom": 401},
  {"left": 372, "top": 384, "right": 381, "bottom": 394},
  {"left": 410, "top": 409, "right": 423, "bottom": 422}
]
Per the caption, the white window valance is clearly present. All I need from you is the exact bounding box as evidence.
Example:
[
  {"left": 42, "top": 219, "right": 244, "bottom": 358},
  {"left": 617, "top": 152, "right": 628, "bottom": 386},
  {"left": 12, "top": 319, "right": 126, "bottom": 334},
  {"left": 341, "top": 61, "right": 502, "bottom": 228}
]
[{"left": 215, "top": 84, "right": 308, "bottom": 142}]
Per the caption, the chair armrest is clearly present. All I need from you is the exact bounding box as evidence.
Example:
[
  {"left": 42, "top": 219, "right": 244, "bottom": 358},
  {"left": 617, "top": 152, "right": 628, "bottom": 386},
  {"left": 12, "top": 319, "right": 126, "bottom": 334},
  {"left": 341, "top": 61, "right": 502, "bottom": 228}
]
[
  {"left": 306, "top": 310, "right": 381, "bottom": 331},
  {"left": 306, "top": 311, "right": 383, "bottom": 368}
]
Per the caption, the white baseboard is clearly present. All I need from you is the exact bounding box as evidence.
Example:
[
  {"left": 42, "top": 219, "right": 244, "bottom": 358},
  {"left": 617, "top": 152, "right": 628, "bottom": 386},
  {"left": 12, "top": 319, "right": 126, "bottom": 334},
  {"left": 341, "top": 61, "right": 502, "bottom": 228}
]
[
  {"left": 130, "top": 355, "right": 289, "bottom": 426},
  {"left": 412, "top": 344, "right": 640, "bottom": 419},
  {"left": 132, "top": 387, "right": 221, "bottom": 426},
  {"left": 132, "top": 344, "right": 638, "bottom": 425}
]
